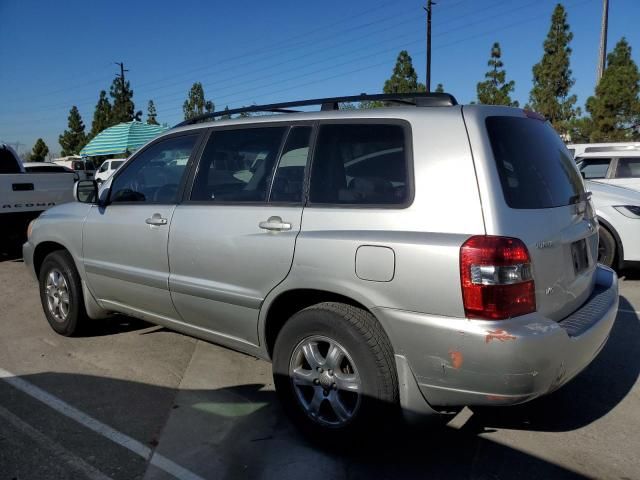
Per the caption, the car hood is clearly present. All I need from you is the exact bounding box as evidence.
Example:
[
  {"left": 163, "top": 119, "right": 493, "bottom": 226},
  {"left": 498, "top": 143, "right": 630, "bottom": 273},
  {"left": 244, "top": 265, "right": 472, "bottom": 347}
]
[{"left": 586, "top": 180, "right": 640, "bottom": 208}]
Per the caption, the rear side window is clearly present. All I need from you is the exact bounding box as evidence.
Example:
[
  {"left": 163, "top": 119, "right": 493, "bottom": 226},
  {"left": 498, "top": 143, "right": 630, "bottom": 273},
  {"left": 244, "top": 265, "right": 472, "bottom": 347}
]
[
  {"left": 615, "top": 157, "right": 640, "bottom": 178},
  {"left": 191, "top": 126, "right": 287, "bottom": 202},
  {"left": 25, "top": 165, "right": 68, "bottom": 173},
  {"left": 486, "top": 116, "right": 584, "bottom": 209},
  {"left": 577, "top": 158, "right": 612, "bottom": 179},
  {"left": 310, "top": 124, "right": 408, "bottom": 205},
  {"left": 0, "top": 148, "right": 21, "bottom": 174}
]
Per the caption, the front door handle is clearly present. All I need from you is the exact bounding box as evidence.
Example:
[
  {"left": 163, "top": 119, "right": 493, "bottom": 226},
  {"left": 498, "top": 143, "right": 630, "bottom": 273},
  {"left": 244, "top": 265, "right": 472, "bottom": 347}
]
[
  {"left": 145, "top": 213, "right": 168, "bottom": 226},
  {"left": 259, "top": 216, "right": 292, "bottom": 232}
]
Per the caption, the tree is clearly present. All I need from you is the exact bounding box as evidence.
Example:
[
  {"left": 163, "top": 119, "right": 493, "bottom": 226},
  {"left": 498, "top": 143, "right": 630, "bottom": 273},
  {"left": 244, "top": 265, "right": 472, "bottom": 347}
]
[
  {"left": 183, "top": 82, "right": 214, "bottom": 120},
  {"left": 383, "top": 50, "right": 426, "bottom": 94},
  {"left": 476, "top": 42, "right": 519, "bottom": 107},
  {"left": 59, "top": 106, "right": 87, "bottom": 156},
  {"left": 146, "top": 100, "right": 159, "bottom": 125},
  {"left": 435, "top": 83, "right": 445, "bottom": 93},
  {"left": 528, "top": 4, "right": 578, "bottom": 135},
  {"left": 585, "top": 38, "right": 640, "bottom": 141},
  {"left": 89, "top": 90, "right": 112, "bottom": 139},
  {"left": 110, "top": 75, "right": 140, "bottom": 123},
  {"left": 29, "top": 138, "right": 49, "bottom": 162},
  {"left": 220, "top": 106, "right": 231, "bottom": 120}
]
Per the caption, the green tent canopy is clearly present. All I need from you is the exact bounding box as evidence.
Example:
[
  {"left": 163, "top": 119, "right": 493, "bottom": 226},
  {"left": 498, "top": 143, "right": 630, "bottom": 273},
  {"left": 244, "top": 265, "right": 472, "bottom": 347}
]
[{"left": 80, "top": 121, "right": 168, "bottom": 157}]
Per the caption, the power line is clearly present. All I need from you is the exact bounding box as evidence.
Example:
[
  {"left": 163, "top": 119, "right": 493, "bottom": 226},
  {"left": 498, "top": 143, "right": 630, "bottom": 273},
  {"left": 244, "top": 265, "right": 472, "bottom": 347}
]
[
  {"left": 2, "top": 0, "right": 593, "bottom": 133},
  {"left": 3, "top": 0, "right": 513, "bottom": 119}
]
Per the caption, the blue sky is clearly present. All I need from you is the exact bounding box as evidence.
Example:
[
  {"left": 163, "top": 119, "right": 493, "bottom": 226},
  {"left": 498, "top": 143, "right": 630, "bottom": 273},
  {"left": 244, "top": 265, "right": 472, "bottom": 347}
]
[{"left": 0, "top": 0, "right": 638, "bottom": 156}]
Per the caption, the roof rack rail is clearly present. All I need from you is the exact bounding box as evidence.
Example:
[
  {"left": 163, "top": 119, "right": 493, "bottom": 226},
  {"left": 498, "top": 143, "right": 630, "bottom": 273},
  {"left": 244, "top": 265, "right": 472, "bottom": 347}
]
[{"left": 173, "top": 92, "right": 458, "bottom": 128}]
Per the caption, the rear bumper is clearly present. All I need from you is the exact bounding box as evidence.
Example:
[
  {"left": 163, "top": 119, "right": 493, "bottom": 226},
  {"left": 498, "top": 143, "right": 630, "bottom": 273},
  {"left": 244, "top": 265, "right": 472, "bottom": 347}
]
[{"left": 374, "top": 265, "right": 618, "bottom": 407}]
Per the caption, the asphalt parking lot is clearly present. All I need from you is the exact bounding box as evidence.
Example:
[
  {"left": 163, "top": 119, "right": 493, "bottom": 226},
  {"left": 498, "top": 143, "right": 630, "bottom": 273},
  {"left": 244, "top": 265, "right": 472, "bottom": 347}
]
[{"left": 0, "top": 252, "right": 639, "bottom": 480}]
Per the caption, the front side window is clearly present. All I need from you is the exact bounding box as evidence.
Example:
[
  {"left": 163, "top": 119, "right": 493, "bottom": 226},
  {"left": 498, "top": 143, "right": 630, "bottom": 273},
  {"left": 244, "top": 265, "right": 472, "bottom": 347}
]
[
  {"left": 110, "top": 134, "right": 198, "bottom": 203},
  {"left": 578, "top": 158, "right": 612, "bottom": 179},
  {"left": 191, "top": 126, "right": 287, "bottom": 202},
  {"left": 309, "top": 124, "right": 408, "bottom": 205},
  {"left": 98, "top": 162, "right": 109, "bottom": 173},
  {"left": 615, "top": 157, "right": 640, "bottom": 178}
]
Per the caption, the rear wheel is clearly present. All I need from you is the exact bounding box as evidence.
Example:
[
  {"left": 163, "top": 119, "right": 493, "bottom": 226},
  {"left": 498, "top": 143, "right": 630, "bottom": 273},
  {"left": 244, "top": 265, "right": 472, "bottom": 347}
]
[
  {"left": 597, "top": 226, "right": 616, "bottom": 268},
  {"left": 39, "top": 250, "right": 88, "bottom": 336},
  {"left": 273, "top": 302, "right": 399, "bottom": 440}
]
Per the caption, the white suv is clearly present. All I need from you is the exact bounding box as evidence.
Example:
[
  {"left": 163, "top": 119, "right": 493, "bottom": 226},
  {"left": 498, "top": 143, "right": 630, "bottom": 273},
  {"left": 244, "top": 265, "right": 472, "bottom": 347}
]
[
  {"left": 577, "top": 151, "right": 640, "bottom": 192},
  {"left": 94, "top": 159, "right": 126, "bottom": 184}
]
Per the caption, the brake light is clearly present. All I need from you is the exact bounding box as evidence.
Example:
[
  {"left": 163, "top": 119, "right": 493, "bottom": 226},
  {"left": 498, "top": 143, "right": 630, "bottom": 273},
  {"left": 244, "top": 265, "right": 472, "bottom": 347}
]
[{"left": 460, "top": 236, "right": 535, "bottom": 320}]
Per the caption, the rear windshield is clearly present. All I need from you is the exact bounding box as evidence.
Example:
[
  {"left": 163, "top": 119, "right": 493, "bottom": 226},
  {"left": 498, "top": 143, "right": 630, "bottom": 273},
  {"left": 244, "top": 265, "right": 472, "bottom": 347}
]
[{"left": 486, "top": 116, "right": 584, "bottom": 209}]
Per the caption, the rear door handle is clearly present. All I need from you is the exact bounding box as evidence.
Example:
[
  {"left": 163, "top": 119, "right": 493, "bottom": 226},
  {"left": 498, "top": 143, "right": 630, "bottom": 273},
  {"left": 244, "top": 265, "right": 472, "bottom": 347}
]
[
  {"left": 259, "top": 216, "right": 292, "bottom": 232},
  {"left": 145, "top": 213, "right": 168, "bottom": 226}
]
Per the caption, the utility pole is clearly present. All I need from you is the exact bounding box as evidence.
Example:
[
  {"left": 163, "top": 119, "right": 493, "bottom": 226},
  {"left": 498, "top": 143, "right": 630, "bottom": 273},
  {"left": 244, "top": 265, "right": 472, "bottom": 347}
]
[
  {"left": 596, "top": 0, "right": 609, "bottom": 83},
  {"left": 424, "top": 1, "right": 435, "bottom": 93},
  {"left": 114, "top": 61, "right": 129, "bottom": 90}
]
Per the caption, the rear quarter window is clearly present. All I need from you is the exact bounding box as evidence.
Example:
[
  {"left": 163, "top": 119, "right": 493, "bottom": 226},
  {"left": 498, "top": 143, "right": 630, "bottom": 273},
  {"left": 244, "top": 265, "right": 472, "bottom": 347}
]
[
  {"left": 615, "top": 157, "right": 640, "bottom": 178},
  {"left": 486, "top": 116, "right": 584, "bottom": 209}
]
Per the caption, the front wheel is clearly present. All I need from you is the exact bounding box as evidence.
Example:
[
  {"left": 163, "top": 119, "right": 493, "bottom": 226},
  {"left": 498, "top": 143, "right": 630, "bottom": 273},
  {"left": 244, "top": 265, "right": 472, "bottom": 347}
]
[
  {"left": 597, "top": 226, "right": 616, "bottom": 268},
  {"left": 273, "top": 302, "right": 399, "bottom": 440},
  {"left": 39, "top": 250, "right": 88, "bottom": 336}
]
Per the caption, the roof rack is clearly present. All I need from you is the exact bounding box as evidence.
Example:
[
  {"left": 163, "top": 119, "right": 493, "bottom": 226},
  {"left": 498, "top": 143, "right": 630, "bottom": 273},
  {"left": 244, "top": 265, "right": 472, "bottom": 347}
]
[{"left": 173, "top": 92, "right": 458, "bottom": 128}]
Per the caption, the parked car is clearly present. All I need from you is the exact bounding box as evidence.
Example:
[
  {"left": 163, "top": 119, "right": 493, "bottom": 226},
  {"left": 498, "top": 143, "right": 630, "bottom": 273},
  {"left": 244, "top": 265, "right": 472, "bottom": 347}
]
[
  {"left": 576, "top": 150, "right": 640, "bottom": 192},
  {"left": 1, "top": 144, "right": 76, "bottom": 247},
  {"left": 94, "top": 159, "right": 126, "bottom": 184},
  {"left": 23, "top": 93, "right": 618, "bottom": 438},
  {"left": 587, "top": 180, "right": 640, "bottom": 269},
  {"left": 568, "top": 142, "right": 640, "bottom": 158},
  {"left": 23, "top": 162, "right": 80, "bottom": 181},
  {"left": 53, "top": 156, "right": 96, "bottom": 180}
]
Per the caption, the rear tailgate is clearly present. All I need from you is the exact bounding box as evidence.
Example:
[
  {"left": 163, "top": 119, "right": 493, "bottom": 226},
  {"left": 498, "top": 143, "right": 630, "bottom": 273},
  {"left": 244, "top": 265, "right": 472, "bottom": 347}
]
[
  {"left": 464, "top": 107, "right": 598, "bottom": 321},
  {"left": 1, "top": 172, "right": 76, "bottom": 214}
]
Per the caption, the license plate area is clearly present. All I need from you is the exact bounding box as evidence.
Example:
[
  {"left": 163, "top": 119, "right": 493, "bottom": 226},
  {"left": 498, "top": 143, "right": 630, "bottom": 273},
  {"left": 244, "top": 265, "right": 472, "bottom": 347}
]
[{"left": 571, "top": 239, "right": 589, "bottom": 274}]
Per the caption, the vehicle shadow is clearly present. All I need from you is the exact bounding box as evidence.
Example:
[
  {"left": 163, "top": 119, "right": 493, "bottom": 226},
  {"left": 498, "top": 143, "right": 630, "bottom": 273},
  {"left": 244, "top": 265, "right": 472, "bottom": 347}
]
[
  {"left": 0, "top": 245, "right": 23, "bottom": 263},
  {"left": 2, "top": 372, "right": 590, "bottom": 480},
  {"left": 78, "top": 314, "right": 153, "bottom": 337},
  {"left": 3, "top": 308, "right": 635, "bottom": 478}
]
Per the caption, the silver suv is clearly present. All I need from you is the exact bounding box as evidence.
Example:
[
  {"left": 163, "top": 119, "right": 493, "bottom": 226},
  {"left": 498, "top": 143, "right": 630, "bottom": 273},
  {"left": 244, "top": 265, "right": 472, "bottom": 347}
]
[{"left": 23, "top": 93, "right": 619, "bottom": 437}]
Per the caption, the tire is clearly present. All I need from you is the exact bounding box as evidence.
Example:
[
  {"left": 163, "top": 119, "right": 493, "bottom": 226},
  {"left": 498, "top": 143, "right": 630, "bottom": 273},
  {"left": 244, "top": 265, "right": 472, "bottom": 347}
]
[
  {"left": 273, "top": 302, "right": 399, "bottom": 441},
  {"left": 38, "top": 250, "right": 88, "bottom": 336},
  {"left": 597, "top": 226, "right": 616, "bottom": 268}
]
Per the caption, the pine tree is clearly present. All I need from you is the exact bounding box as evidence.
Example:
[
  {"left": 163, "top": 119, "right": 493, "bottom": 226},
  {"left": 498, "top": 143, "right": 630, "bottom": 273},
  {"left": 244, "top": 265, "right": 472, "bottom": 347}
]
[
  {"left": 29, "top": 138, "right": 49, "bottom": 162},
  {"left": 476, "top": 42, "right": 519, "bottom": 107},
  {"left": 383, "top": 50, "right": 426, "bottom": 94},
  {"left": 435, "top": 83, "right": 445, "bottom": 93},
  {"left": 528, "top": 4, "right": 578, "bottom": 135},
  {"left": 585, "top": 38, "right": 640, "bottom": 141},
  {"left": 110, "top": 75, "right": 139, "bottom": 123},
  {"left": 183, "top": 82, "right": 214, "bottom": 120},
  {"left": 89, "top": 90, "right": 112, "bottom": 139},
  {"left": 59, "top": 106, "right": 87, "bottom": 156},
  {"left": 147, "top": 100, "right": 159, "bottom": 125}
]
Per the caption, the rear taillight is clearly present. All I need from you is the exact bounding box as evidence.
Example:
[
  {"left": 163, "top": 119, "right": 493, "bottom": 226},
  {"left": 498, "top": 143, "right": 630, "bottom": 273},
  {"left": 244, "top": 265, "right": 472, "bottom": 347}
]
[{"left": 460, "top": 236, "right": 535, "bottom": 320}]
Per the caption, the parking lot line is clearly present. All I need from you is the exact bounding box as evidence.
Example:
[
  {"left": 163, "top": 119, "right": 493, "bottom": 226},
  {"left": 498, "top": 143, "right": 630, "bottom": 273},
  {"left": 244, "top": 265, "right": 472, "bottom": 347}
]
[
  {"left": 0, "top": 404, "right": 115, "bottom": 480},
  {"left": 0, "top": 367, "right": 206, "bottom": 480}
]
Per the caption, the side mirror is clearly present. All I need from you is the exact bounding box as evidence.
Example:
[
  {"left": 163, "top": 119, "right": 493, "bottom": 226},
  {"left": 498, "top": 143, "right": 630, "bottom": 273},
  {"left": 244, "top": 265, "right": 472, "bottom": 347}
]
[{"left": 74, "top": 180, "right": 98, "bottom": 204}]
